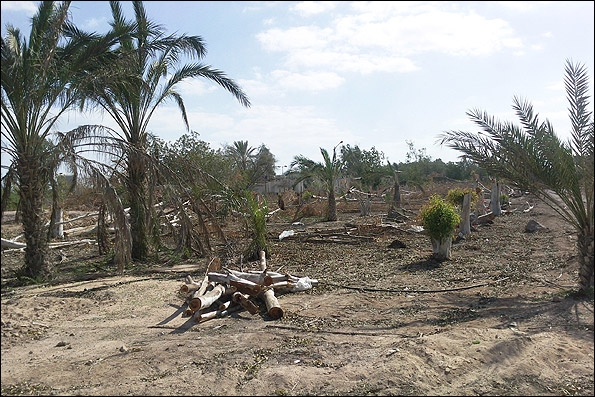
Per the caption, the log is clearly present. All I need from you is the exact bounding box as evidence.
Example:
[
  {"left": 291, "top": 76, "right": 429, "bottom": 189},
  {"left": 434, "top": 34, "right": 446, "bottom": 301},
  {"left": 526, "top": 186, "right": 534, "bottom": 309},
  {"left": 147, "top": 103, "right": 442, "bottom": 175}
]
[
  {"left": 225, "top": 269, "right": 267, "bottom": 285},
  {"left": 232, "top": 292, "right": 260, "bottom": 315},
  {"left": 179, "top": 282, "right": 201, "bottom": 296},
  {"left": 264, "top": 273, "right": 292, "bottom": 285},
  {"left": 475, "top": 212, "right": 495, "bottom": 225},
  {"left": 1, "top": 238, "right": 26, "bottom": 249},
  {"left": 246, "top": 270, "right": 299, "bottom": 285},
  {"left": 195, "top": 304, "right": 242, "bottom": 323},
  {"left": 269, "top": 281, "right": 295, "bottom": 289},
  {"left": 229, "top": 279, "right": 262, "bottom": 297},
  {"left": 62, "top": 225, "right": 98, "bottom": 237},
  {"left": 260, "top": 288, "right": 283, "bottom": 319},
  {"left": 208, "top": 272, "right": 262, "bottom": 296},
  {"left": 196, "top": 276, "right": 211, "bottom": 296},
  {"left": 189, "top": 284, "right": 227, "bottom": 312}
]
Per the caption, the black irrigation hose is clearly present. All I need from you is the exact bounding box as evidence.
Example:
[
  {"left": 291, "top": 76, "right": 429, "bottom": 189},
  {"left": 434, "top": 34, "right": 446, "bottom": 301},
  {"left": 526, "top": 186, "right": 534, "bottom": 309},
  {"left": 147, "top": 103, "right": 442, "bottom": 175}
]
[{"left": 318, "top": 277, "right": 510, "bottom": 294}]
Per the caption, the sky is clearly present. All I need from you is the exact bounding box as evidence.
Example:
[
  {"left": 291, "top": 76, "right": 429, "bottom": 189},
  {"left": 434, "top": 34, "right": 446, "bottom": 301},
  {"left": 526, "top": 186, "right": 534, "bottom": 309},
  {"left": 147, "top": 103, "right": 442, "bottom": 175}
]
[{"left": 1, "top": 1, "right": 594, "bottom": 174}]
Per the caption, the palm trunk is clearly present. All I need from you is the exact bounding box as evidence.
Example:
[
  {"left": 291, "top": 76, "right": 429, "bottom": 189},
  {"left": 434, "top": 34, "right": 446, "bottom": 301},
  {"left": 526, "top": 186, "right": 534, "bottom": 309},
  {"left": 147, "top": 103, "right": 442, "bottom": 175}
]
[
  {"left": 577, "top": 228, "right": 594, "bottom": 294},
  {"left": 490, "top": 179, "right": 501, "bottom": 216},
  {"left": 392, "top": 171, "right": 401, "bottom": 208},
  {"left": 327, "top": 188, "right": 337, "bottom": 221},
  {"left": 431, "top": 235, "right": 452, "bottom": 261},
  {"left": 18, "top": 158, "right": 50, "bottom": 278},
  {"left": 97, "top": 201, "right": 109, "bottom": 255},
  {"left": 459, "top": 193, "right": 472, "bottom": 236},
  {"left": 127, "top": 149, "right": 149, "bottom": 261}
]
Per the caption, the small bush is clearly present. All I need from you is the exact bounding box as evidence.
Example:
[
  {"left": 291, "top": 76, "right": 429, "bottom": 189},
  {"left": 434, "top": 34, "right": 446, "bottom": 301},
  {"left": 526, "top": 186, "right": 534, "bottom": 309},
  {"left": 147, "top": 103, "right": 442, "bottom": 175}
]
[
  {"left": 244, "top": 191, "right": 269, "bottom": 261},
  {"left": 446, "top": 188, "right": 478, "bottom": 208},
  {"left": 418, "top": 195, "right": 460, "bottom": 241},
  {"left": 500, "top": 193, "right": 509, "bottom": 204}
]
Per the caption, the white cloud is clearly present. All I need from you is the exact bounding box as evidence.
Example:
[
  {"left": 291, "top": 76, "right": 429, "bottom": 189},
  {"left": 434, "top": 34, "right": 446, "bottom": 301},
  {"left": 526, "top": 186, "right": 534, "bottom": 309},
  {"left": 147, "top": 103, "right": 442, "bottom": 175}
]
[
  {"left": 291, "top": 1, "right": 338, "bottom": 17},
  {"left": 1, "top": 1, "right": 37, "bottom": 16},
  {"left": 257, "top": 26, "right": 333, "bottom": 51},
  {"left": 284, "top": 48, "right": 419, "bottom": 74},
  {"left": 257, "top": 2, "right": 524, "bottom": 80},
  {"left": 142, "top": 104, "right": 357, "bottom": 167},
  {"left": 83, "top": 16, "right": 109, "bottom": 31},
  {"left": 271, "top": 70, "right": 345, "bottom": 91},
  {"left": 237, "top": 78, "right": 281, "bottom": 99},
  {"left": 176, "top": 79, "right": 218, "bottom": 97},
  {"left": 545, "top": 81, "right": 564, "bottom": 91},
  {"left": 495, "top": 1, "right": 548, "bottom": 13}
]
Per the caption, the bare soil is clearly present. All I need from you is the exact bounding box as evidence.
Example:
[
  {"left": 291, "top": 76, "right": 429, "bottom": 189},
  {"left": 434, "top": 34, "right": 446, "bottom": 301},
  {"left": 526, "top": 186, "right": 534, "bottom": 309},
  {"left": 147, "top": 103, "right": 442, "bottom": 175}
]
[{"left": 1, "top": 183, "right": 593, "bottom": 396}]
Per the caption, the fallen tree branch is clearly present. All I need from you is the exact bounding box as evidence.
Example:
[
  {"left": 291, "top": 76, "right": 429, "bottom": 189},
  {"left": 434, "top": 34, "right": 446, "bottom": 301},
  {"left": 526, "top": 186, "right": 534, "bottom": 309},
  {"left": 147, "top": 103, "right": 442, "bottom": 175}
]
[{"left": 2, "top": 238, "right": 95, "bottom": 251}]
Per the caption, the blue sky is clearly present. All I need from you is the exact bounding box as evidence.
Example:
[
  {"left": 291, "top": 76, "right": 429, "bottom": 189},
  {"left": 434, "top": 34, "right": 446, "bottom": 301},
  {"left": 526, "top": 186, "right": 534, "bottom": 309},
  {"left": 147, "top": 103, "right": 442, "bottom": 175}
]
[{"left": 2, "top": 1, "right": 594, "bottom": 173}]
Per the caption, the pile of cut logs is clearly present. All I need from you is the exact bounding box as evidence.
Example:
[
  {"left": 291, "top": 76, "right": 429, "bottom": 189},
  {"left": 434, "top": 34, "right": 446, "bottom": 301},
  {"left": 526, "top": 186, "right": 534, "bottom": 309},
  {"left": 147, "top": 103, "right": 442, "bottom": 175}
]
[{"left": 178, "top": 251, "right": 318, "bottom": 323}]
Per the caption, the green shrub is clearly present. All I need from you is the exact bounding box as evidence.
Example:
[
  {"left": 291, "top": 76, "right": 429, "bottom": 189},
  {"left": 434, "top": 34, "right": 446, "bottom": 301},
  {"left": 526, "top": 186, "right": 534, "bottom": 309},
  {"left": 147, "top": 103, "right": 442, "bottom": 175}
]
[
  {"left": 244, "top": 191, "right": 269, "bottom": 261},
  {"left": 418, "top": 195, "right": 461, "bottom": 241},
  {"left": 445, "top": 188, "right": 478, "bottom": 208},
  {"left": 303, "top": 191, "right": 313, "bottom": 202}
]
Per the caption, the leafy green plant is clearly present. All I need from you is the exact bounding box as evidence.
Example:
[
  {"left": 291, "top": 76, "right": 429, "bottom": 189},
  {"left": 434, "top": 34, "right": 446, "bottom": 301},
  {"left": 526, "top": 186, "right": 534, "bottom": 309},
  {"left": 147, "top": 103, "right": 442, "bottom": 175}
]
[
  {"left": 419, "top": 195, "right": 461, "bottom": 241},
  {"left": 500, "top": 193, "right": 510, "bottom": 206},
  {"left": 244, "top": 191, "right": 269, "bottom": 261},
  {"left": 446, "top": 188, "right": 478, "bottom": 208}
]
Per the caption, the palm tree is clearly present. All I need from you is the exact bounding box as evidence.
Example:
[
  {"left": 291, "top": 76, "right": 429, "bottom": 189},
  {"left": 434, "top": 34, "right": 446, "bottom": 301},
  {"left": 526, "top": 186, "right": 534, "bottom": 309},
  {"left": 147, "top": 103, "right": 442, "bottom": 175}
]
[
  {"left": 1, "top": 1, "right": 128, "bottom": 279},
  {"left": 81, "top": 1, "right": 250, "bottom": 261},
  {"left": 439, "top": 60, "right": 594, "bottom": 295},
  {"left": 290, "top": 144, "right": 345, "bottom": 221},
  {"left": 225, "top": 140, "right": 256, "bottom": 171}
]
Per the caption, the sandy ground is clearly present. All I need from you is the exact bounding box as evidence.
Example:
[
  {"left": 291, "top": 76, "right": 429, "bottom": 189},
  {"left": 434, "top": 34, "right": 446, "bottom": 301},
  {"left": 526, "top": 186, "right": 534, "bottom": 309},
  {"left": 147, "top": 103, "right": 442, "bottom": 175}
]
[{"left": 1, "top": 187, "right": 593, "bottom": 396}]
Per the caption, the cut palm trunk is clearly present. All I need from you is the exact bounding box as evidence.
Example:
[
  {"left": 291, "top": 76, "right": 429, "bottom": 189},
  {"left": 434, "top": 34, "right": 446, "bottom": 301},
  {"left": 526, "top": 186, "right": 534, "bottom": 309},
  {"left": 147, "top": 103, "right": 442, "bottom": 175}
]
[
  {"left": 460, "top": 193, "right": 472, "bottom": 236},
  {"left": 225, "top": 269, "right": 268, "bottom": 285},
  {"left": 208, "top": 272, "right": 262, "bottom": 296},
  {"left": 260, "top": 288, "right": 283, "bottom": 319},
  {"left": 490, "top": 179, "right": 502, "bottom": 217},
  {"left": 189, "top": 284, "right": 234, "bottom": 312},
  {"left": 195, "top": 304, "right": 242, "bottom": 323},
  {"left": 232, "top": 292, "right": 260, "bottom": 315},
  {"left": 50, "top": 207, "right": 64, "bottom": 239},
  {"left": 431, "top": 236, "right": 452, "bottom": 260}
]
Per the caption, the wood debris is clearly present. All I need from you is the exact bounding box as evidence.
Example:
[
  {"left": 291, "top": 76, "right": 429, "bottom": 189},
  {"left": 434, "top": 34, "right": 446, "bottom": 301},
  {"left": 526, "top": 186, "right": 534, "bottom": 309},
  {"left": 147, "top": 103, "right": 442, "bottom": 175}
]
[{"left": 177, "top": 251, "right": 318, "bottom": 323}]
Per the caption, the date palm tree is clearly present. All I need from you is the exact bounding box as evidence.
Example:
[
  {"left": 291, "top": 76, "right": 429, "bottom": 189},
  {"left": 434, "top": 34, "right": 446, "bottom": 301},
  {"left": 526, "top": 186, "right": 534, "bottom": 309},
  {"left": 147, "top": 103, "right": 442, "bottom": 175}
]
[
  {"left": 439, "top": 60, "right": 594, "bottom": 295},
  {"left": 225, "top": 140, "right": 256, "bottom": 172},
  {"left": 1, "top": 1, "right": 130, "bottom": 279},
  {"left": 80, "top": 1, "right": 250, "bottom": 260},
  {"left": 290, "top": 144, "right": 345, "bottom": 221}
]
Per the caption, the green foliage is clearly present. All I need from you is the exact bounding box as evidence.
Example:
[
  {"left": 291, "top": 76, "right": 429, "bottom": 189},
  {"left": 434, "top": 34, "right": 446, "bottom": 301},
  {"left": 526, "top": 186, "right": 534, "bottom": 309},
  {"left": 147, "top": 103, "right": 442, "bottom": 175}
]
[
  {"left": 290, "top": 146, "right": 344, "bottom": 221},
  {"left": 340, "top": 144, "right": 388, "bottom": 190},
  {"left": 446, "top": 188, "right": 478, "bottom": 208},
  {"left": 418, "top": 195, "right": 461, "bottom": 241},
  {"left": 1, "top": 186, "right": 19, "bottom": 211},
  {"left": 222, "top": 140, "right": 277, "bottom": 190},
  {"left": 393, "top": 142, "right": 486, "bottom": 189},
  {"left": 244, "top": 191, "right": 269, "bottom": 261}
]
